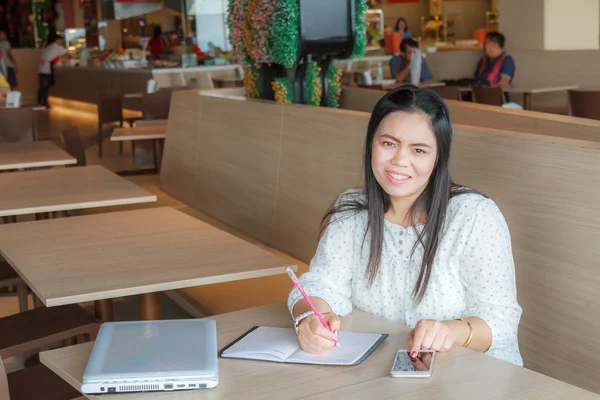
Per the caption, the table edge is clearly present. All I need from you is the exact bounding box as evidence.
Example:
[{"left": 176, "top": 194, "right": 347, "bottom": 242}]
[
  {"left": 0, "top": 195, "right": 158, "bottom": 217},
  {"left": 43, "top": 264, "right": 297, "bottom": 307}
]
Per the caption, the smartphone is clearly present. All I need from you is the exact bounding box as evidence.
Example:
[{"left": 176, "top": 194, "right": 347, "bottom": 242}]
[{"left": 390, "top": 350, "right": 436, "bottom": 378}]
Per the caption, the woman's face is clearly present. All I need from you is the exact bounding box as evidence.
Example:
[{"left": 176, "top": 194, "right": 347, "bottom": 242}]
[
  {"left": 371, "top": 111, "right": 438, "bottom": 203},
  {"left": 397, "top": 20, "right": 406, "bottom": 31}
]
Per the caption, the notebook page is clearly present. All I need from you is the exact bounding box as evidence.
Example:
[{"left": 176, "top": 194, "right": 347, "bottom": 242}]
[
  {"left": 286, "top": 332, "right": 383, "bottom": 365},
  {"left": 221, "top": 327, "right": 300, "bottom": 362}
]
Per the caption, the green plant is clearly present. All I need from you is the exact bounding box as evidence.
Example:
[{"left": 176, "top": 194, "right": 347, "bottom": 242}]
[
  {"left": 272, "top": 77, "right": 294, "bottom": 103},
  {"left": 351, "top": 0, "right": 369, "bottom": 59},
  {"left": 306, "top": 62, "right": 322, "bottom": 106},
  {"left": 271, "top": 0, "right": 300, "bottom": 68},
  {"left": 327, "top": 63, "right": 342, "bottom": 108}
]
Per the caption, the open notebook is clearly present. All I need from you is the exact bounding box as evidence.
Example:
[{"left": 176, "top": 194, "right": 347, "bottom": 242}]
[{"left": 219, "top": 326, "right": 388, "bottom": 366}]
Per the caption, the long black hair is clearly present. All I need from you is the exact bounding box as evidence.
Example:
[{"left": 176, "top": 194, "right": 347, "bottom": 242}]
[
  {"left": 395, "top": 17, "right": 408, "bottom": 32},
  {"left": 321, "top": 86, "right": 473, "bottom": 304}
]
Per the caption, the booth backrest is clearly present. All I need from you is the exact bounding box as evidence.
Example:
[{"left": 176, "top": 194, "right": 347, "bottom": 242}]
[
  {"left": 340, "top": 86, "right": 600, "bottom": 147},
  {"left": 161, "top": 91, "right": 600, "bottom": 394}
]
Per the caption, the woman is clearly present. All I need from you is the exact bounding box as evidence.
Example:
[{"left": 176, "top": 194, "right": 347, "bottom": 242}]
[
  {"left": 148, "top": 26, "right": 167, "bottom": 59},
  {"left": 0, "top": 29, "right": 18, "bottom": 90},
  {"left": 0, "top": 67, "right": 9, "bottom": 97},
  {"left": 288, "top": 86, "right": 523, "bottom": 366},
  {"left": 395, "top": 17, "right": 412, "bottom": 40}
]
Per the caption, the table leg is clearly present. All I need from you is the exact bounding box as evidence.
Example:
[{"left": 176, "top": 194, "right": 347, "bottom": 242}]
[
  {"left": 95, "top": 299, "right": 115, "bottom": 322},
  {"left": 154, "top": 139, "right": 164, "bottom": 173},
  {"left": 153, "top": 139, "right": 159, "bottom": 173},
  {"left": 35, "top": 213, "right": 50, "bottom": 220},
  {"left": 140, "top": 293, "right": 161, "bottom": 320},
  {"left": 33, "top": 295, "right": 44, "bottom": 308},
  {"left": 524, "top": 93, "right": 531, "bottom": 110}
]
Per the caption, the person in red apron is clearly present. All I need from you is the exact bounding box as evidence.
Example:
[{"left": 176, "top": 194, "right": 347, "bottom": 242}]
[{"left": 474, "top": 32, "right": 515, "bottom": 87}]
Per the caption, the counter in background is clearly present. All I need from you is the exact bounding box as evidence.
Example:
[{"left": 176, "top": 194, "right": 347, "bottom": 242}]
[
  {"left": 336, "top": 50, "right": 481, "bottom": 82},
  {"left": 50, "top": 64, "right": 240, "bottom": 111}
]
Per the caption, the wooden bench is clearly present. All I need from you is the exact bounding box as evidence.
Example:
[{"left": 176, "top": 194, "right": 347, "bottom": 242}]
[
  {"left": 159, "top": 90, "right": 600, "bottom": 395},
  {"left": 340, "top": 86, "right": 600, "bottom": 145}
]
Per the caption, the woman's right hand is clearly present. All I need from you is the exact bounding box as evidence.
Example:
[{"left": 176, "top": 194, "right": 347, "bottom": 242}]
[{"left": 297, "top": 312, "right": 341, "bottom": 354}]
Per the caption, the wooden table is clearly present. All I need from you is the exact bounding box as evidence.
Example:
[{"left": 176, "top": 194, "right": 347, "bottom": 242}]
[
  {"left": 111, "top": 126, "right": 167, "bottom": 173},
  {"left": 39, "top": 303, "right": 600, "bottom": 400},
  {"left": 459, "top": 84, "right": 579, "bottom": 109},
  {"left": 0, "top": 165, "right": 156, "bottom": 218},
  {"left": 111, "top": 126, "right": 166, "bottom": 141},
  {"left": 0, "top": 207, "right": 295, "bottom": 321},
  {"left": 359, "top": 81, "right": 446, "bottom": 91},
  {"left": 0, "top": 141, "right": 76, "bottom": 171},
  {"left": 506, "top": 85, "right": 579, "bottom": 110},
  {"left": 212, "top": 77, "right": 244, "bottom": 88}
]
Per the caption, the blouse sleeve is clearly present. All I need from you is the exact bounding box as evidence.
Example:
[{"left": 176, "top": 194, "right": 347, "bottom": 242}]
[
  {"left": 460, "top": 198, "right": 522, "bottom": 358},
  {"left": 287, "top": 210, "right": 357, "bottom": 317}
]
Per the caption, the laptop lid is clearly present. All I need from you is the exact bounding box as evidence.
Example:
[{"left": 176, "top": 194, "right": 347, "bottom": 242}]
[{"left": 83, "top": 319, "right": 218, "bottom": 382}]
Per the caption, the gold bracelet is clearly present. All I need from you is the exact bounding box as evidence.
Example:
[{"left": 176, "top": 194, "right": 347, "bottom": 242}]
[{"left": 455, "top": 318, "right": 474, "bottom": 348}]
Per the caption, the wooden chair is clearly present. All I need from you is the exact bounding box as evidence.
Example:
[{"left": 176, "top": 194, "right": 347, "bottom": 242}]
[
  {"left": 471, "top": 87, "right": 505, "bottom": 106},
  {"left": 0, "top": 262, "right": 28, "bottom": 313},
  {"left": 61, "top": 128, "right": 86, "bottom": 167},
  {"left": 141, "top": 91, "right": 173, "bottom": 120},
  {"left": 0, "top": 109, "right": 35, "bottom": 143},
  {"left": 0, "top": 304, "right": 98, "bottom": 399},
  {"left": 135, "top": 119, "right": 167, "bottom": 127},
  {"left": 0, "top": 304, "right": 99, "bottom": 360},
  {"left": 567, "top": 90, "right": 600, "bottom": 120},
  {"left": 431, "top": 85, "right": 462, "bottom": 101},
  {"left": 158, "top": 86, "right": 192, "bottom": 92},
  {"left": 1, "top": 351, "right": 85, "bottom": 400},
  {"left": 97, "top": 92, "right": 126, "bottom": 158},
  {"left": 357, "top": 84, "right": 385, "bottom": 91}
]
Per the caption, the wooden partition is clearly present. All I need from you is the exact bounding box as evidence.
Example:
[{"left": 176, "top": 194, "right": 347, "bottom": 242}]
[
  {"left": 273, "top": 104, "right": 366, "bottom": 261},
  {"left": 340, "top": 86, "right": 600, "bottom": 146},
  {"left": 161, "top": 92, "right": 600, "bottom": 394},
  {"left": 193, "top": 96, "right": 282, "bottom": 245}
]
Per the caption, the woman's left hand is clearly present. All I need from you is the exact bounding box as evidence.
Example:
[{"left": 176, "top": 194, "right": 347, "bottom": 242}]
[{"left": 407, "top": 319, "right": 457, "bottom": 358}]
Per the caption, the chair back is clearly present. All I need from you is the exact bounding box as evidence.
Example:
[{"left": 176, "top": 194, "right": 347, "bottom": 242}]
[
  {"left": 0, "top": 108, "right": 35, "bottom": 143},
  {"left": 357, "top": 84, "right": 385, "bottom": 91},
  {"left": 472, "top": 86, "right": 505, "bottom": 106},
  {"left": 62, "top": 127, "right": 86, "bottom": 166},
  {"left": 158, "top": 86, "right": 192, "bottom": 92},
  {"left": 431, "top": 85, "right": 462, "bottom": 101},
  {"left": 568, "top": 90, "right": 600, "bottom": 120},
  {"left": 0, "top": 352, "right": 8, "bottom": 400},
  {"left": 142, "top": 91, "right": 172, "bottom": 120},
  {"left": 97, "top": 92, "right": 123, "bottom": 126},
  {"left": 136, "top": 119, "right": 168, "bottom": 127}
]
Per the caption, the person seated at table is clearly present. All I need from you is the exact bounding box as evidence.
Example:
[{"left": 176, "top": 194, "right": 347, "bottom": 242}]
[
  {"left": 288, "top": 86, "right": 523, "bottom": 366},
  {"left": 390, "top": 38, "right": 433, "bottom": 84},
  {"left": 475, "top": 32, "right": 515, "bottom": 86},
  {"left": 394, "top": 17, "right": 412, "bottom": 40},
  {"left": 148, "top": 26, "right": 168, "bottom": 59},
  {"left": 0, "top": 68, "right": 9, "bottom": 97}
]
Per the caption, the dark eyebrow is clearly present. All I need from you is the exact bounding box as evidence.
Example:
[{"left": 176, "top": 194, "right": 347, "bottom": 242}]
[
  {"left": 379, "top": 134, "right": 433, "bottom": 148},
  {"left": 379, "top": 134, "right": 399, "bottom": 141},
  {"left": 411, "top": 143, "right": 433, "bottom": 148}
]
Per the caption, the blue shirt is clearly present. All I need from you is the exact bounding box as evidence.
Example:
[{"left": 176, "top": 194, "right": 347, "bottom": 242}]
[
  {"left": 474, "top": 52, "right": 516, "bottom": 83},
  {"left": 389, "top": 55, "right": 433, "bottom": 83},
  {"left": 394, "top": 31, "right": 412, "bottom": 40}
]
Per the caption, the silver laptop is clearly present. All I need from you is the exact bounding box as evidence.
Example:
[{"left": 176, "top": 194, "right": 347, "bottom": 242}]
[{"left": 81, "top": 319, "right": 218, "bottom": 394}]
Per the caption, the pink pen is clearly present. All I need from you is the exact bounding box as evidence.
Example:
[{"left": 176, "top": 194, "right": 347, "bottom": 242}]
[{"left": 285, "top": 267, "right": 339, "bottom": 346}]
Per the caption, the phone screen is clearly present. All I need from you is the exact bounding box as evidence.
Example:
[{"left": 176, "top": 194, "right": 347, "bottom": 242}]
[{"left": 392, "top": 351, "right": 434, "bottom": 373}]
